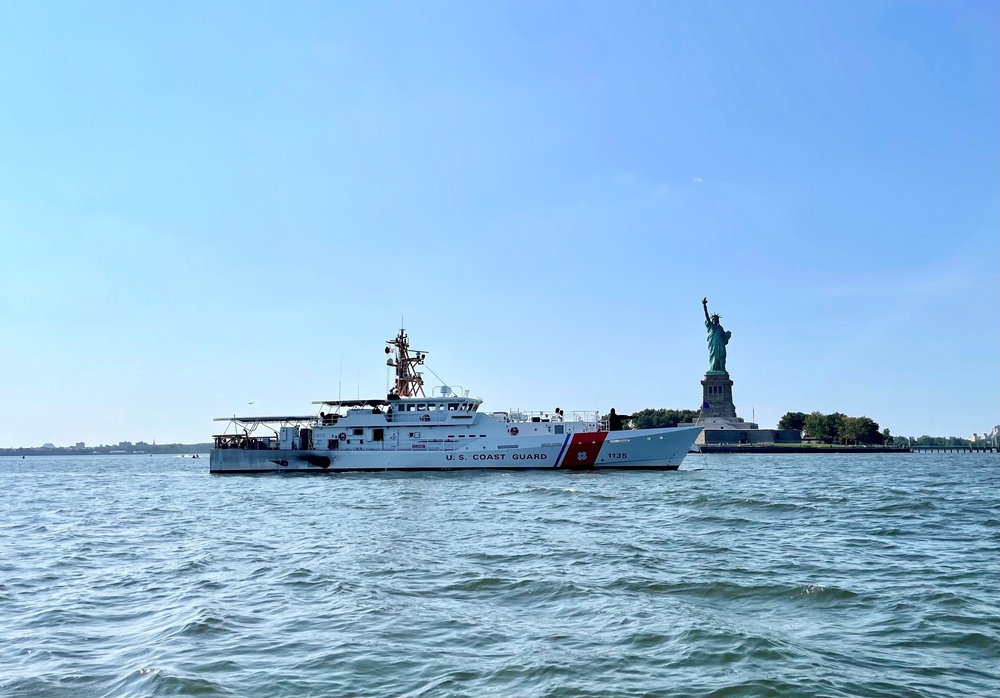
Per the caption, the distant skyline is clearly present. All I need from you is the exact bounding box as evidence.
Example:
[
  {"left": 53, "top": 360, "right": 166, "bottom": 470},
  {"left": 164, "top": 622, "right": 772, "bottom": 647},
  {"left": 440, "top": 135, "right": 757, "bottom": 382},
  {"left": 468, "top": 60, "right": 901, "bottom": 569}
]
[{"left": 1, "top": 1, "right": 997, "bottom": 446}]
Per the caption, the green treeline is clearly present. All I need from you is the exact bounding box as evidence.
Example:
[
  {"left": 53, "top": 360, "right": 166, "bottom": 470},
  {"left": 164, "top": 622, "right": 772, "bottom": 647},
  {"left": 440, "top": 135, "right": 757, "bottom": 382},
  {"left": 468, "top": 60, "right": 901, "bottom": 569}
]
[
  {"left": 778, "top": 411, "right": 886, "bottom": 445},
  {"left": 777, "top": 411, "right": 977, "bottom": 447},
  {"left": 610, "top": 408, "right": 702, "bottom": 429},
  {"left": 0, "top": 443, "right": 213, "bottom": 456},
  {"left": 606, "top": 407, "right": 974, "bottom": 447}
]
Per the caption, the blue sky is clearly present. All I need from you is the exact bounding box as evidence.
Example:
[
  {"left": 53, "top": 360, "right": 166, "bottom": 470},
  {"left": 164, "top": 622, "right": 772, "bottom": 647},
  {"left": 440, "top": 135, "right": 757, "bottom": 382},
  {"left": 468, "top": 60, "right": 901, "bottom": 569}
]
[{"left": 0, "top": 0, "right": 996, "bottom": 446}]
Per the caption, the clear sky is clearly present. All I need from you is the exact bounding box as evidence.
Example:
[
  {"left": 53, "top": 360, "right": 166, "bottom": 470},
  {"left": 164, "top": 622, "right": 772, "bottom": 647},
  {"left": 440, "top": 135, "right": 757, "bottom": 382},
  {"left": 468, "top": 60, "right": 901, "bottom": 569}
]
[{"left": 0, "top": 0, "right": 996, "bottom": 447}]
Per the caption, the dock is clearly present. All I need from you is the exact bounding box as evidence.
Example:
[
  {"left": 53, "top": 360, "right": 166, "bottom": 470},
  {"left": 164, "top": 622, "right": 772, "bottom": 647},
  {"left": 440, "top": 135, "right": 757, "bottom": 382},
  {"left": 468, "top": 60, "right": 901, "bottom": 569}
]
[{"left": 910, "top": 445, "right": 997, "bottom": 453}]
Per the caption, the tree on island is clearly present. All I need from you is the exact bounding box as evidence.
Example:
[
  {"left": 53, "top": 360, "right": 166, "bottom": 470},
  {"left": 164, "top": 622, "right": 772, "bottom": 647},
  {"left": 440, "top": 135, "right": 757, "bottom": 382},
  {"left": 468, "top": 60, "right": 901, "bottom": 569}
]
[
  {"left": 599, "top": 408, "right": 700, "bottom": 430},
  {"left": 778, "top": 411, "right": 808, "bottom": 431},
  {"left": 631, "top": 408, "right": 701, "bottom": 430},
  {"left": 802, "top": 411, "right": 846, "bottom": 443},
  {"left": 781, "top": 410, "right": 886, "bottom": 445},
  {"left": 907, "top": 435, "right": 974, "bottom": 447},
  {"left": 840, "top": 416, "right": 884, "bottom": 445},
  {"left": 778, "top": 411, "right": 985, "bottom": 447}
]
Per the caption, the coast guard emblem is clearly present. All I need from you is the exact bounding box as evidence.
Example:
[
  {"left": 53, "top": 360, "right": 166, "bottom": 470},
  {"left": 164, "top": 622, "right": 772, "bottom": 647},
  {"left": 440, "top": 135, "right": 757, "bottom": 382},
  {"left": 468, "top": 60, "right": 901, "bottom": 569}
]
[{"left": 577, "top": 451, "right": 587, "bottom": 461}]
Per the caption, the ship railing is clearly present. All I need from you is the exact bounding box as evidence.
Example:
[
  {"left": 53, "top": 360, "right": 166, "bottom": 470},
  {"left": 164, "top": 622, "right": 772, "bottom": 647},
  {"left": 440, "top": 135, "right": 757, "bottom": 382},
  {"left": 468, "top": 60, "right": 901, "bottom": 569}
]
[
  {"left": 213, "top": 434, "right": 277, "bottom": 450},
  {"left": 405, "top": 439, "right": 457, "bottom": 452},
  {"left": 507, "top": 410, "right": 598, "bottom": 424},
  {"left": 383, "top": 411, "right": 460, "bottom": 424}
]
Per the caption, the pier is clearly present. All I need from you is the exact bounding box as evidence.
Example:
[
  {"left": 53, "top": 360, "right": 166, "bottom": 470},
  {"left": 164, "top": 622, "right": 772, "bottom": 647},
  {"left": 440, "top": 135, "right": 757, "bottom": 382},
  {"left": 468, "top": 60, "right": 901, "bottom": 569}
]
[
  {"left": 910, "top": 445, "right": 997, "bottom": 453},
  {"left": 697, "top": 444, "right": 999, "bottom": 454}
]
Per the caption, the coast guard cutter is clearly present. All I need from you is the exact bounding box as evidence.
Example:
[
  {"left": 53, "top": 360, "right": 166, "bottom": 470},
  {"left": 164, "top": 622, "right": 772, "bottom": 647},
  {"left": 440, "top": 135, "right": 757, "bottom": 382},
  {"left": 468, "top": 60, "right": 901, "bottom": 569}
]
[{"left": 210, "top": 328, "right": 702, "bottom": 473}]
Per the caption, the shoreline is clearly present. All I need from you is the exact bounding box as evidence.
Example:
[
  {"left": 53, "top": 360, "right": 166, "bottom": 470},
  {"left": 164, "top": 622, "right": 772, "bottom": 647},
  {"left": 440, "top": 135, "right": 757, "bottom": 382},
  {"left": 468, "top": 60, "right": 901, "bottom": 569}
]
[{"left": 697, "top": 445, "right": 912, "bottom": 454}]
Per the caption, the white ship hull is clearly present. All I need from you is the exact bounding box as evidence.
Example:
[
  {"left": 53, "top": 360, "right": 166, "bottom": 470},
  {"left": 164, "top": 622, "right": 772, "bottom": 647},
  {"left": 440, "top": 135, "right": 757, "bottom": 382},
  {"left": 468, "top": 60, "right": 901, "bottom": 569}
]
[{"left": 210, "top": 425, "right": 702, "bottom": 474}]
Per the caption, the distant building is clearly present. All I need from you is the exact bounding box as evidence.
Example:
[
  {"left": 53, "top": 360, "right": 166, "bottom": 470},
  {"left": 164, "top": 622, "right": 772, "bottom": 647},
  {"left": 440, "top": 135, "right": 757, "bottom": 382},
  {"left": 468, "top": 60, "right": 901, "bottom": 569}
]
[
  {"left": 42, "top": 442, "right": 56, "bottom": 449},
  {"left": 972, "top": 426, "right": 999, "bottom": 444},
  {"left": 76, "top": 442, "right": 85, "bottom": 449}
]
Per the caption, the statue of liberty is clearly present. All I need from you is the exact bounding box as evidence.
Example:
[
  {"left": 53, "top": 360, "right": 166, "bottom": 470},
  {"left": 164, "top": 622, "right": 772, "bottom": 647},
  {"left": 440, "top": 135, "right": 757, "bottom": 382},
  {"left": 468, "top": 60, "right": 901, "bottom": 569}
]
[{"left": 702, "top": 297, "right": 731, "bottom": 374}]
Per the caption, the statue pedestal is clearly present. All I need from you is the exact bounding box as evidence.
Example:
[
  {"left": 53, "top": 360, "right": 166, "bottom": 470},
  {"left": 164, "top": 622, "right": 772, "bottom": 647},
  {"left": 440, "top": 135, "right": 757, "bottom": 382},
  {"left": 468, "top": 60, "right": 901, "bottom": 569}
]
[{"left": 701, "top": 373, "right": 736, "bottom": 419}]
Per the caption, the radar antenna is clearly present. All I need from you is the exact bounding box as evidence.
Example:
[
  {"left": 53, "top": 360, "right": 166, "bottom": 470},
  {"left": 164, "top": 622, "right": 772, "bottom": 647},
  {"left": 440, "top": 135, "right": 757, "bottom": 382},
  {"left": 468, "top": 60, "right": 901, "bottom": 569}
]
[{"left": 384, "top": 327, "right": 427, "bottom": 397}]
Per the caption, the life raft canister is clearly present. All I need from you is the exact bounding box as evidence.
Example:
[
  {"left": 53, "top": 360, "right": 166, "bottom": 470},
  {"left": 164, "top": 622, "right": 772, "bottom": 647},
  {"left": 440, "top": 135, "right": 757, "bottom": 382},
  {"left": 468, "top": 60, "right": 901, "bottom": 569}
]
[
  {"left": 509, "top": 426, "right": 519, "bottom": 436},
  {"left": 338, "top": 432, "right": 347, "bottom": 441}
]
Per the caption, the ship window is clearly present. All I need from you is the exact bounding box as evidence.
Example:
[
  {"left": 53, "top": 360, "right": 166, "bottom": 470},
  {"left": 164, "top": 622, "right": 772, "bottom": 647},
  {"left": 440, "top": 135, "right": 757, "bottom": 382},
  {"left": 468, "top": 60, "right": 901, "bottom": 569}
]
[
  {"left": 407, "top": 404, "right": 415, "bottom": 411},
  {"left": 373, "top": 428, "right": 384, "bottom": 442},
  {"left": 448, "top": 403, "right": 458, "bottom": 411},
  {"left": 555, "top": 425, "right": 564, "bottom": 434},
  {"left": 352, "top": 428, "right": 363, "bottom": 436},
  {"left": 417, "top": 404, "right": 426, "bottom": 411}
]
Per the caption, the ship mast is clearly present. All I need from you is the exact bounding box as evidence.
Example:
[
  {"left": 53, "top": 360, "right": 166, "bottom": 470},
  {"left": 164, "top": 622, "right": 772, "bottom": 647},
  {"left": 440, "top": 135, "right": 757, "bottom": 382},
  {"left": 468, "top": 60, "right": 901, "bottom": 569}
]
[{"left": 385, "top": 328, "right": 427, "bottom": 397}]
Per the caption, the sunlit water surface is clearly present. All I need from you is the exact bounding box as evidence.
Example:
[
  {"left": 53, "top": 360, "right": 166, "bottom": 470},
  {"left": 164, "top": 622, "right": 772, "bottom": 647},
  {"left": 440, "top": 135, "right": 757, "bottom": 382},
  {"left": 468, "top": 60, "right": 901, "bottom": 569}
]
[{"left": 1, "top": 453, "right": 997, "bottom": 697}]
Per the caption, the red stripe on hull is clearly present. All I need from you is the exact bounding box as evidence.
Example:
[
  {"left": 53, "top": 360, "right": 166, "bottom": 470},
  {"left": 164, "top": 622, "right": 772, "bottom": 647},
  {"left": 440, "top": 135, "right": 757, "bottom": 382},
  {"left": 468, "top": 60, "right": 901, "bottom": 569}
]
[{"left": 557, "top": 432, "right": 608, "bottom": 467}]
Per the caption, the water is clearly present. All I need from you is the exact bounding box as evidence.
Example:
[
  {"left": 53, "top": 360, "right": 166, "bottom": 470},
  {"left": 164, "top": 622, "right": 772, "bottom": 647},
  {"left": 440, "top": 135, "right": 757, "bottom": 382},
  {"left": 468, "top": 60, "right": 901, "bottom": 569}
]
[{"left": 1, "top": 453, "right": 997, "bottom": 698}]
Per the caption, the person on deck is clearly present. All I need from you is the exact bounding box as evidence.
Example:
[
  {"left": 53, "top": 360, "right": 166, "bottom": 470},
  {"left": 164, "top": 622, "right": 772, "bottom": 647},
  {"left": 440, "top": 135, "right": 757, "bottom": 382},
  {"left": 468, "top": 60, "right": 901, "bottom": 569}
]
[{"left": 609, "top": 408, "right": 633, "bottom": 432}]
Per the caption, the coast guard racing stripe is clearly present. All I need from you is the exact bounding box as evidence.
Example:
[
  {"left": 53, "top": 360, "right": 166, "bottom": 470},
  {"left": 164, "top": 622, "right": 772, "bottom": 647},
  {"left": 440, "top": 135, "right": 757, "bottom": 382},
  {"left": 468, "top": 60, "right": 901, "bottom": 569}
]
[{"left": 556, "top": 432, "right": 608, "bottom": 467}]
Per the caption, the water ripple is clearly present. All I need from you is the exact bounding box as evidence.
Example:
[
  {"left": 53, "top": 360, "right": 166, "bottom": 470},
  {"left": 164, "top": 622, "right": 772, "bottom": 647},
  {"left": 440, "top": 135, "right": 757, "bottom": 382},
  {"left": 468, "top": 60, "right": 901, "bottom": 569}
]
[{"left": 0, "top": 453, "right": 997, "bottom": 697}]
